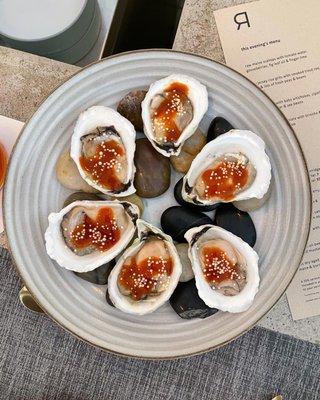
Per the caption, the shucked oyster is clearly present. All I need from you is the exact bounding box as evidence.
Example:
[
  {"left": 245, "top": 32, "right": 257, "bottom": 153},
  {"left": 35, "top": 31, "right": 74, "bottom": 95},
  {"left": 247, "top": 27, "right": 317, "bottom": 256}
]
[
  {"left": 108, "top": 220, "right": 182, "bottom": 315},
  {"left": 182, "top": 130, "right": 271, "bottom": 207},
  {"left": 141, "top": 74, "right": 208, "bottom": 157},
  {"left": 71, "top": 106, "right": 136, "bottom": 196},
  {"left": 185, "top": 225, "right": 259, "bottom": 313},
  {"left": 45, "top": 200, "right": 139, "bottom": 272}
]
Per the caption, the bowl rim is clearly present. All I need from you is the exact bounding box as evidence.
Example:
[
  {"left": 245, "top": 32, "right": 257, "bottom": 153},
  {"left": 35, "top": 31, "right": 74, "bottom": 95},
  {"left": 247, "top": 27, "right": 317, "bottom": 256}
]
[{"left": 3, "top": 48, "right": 312, "bottom": 360}]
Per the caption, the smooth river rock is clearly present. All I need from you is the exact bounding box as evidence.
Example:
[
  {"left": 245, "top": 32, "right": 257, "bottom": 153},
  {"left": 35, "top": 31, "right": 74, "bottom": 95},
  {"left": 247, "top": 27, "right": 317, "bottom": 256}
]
[{"left": 134, "top": 138, "right": 171, "bottom": 198}]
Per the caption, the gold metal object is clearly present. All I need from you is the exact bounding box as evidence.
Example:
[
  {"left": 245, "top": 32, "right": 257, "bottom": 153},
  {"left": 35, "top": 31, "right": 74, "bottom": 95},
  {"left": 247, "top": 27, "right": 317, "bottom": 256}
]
[
  {"left": 272, "top": 396, "right": 283, "bottom": 400},
  {"left": 19, "top": 286, "right": 44, "bottom": 314}
]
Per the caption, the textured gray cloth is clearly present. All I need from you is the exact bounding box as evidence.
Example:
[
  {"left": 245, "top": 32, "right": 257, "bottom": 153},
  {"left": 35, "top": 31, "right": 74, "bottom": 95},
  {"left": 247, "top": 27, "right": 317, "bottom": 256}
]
[{"left": 0, "top": 248, "right": 319, "bottom": 400}]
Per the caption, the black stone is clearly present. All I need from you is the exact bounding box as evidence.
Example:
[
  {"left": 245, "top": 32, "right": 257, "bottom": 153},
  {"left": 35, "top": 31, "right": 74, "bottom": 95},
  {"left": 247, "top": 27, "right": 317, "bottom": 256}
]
[
  {"left": 174, "top": 178, "right": 219, "bottom": 212},
  {"left": 170, "top": 279, "right": 218, "bottom": 319},
  {"left": 207, "top": 117, "right": 234, "bottom": 142},
  {"left": 214, "top": 203, "right": 257, "bottom": 247},
  {"left": 74, "top": 259, "right": 116, "bottom": 285},
  {"left": 161, "top": 206, "right": 212, "bottom": 242}
]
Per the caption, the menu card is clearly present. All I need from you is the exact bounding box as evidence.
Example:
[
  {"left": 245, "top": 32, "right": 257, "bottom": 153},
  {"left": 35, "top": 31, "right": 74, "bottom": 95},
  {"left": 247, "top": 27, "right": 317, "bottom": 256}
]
[{"left": 214, "top": 0, "right": 320, "bottom": 320}]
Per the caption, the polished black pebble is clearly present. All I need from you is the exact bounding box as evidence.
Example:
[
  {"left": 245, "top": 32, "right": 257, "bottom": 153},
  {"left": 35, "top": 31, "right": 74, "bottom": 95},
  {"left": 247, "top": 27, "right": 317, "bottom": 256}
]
[
  {"left": 207, "top": 117, "right": 234, "bottom": 143},
  {"left": 170, "top": 279, "right": 218, "bottom": 319},
  {"left": 74, "top": 259, "right": 116, "bottom": 285},
  {"left": 174, "top": 178, "right": 219, "bottom": 212},
  {"left": 214, "top": 203, "right": 257, "bottom": 247},
  {"left": 161, "top": 206, "right": 212, "bottom": 243}
]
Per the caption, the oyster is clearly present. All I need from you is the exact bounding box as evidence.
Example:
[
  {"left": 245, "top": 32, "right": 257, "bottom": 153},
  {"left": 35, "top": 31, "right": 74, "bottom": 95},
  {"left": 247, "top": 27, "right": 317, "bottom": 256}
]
[
  {"left": 141, "top": 74, "right": 208, "bottom": 157},
  {"left": 45, "top": 200, "right": 139, "bottom": 272},
  {"left": 108, "top": 220, "right": 182, "bottom": 315},
  {"left": 182, "top": 130, "right": 271, "bottom": 207},
  {"left": 70, "top": 106, "right": 136, "bottom": 196},
  {"left": 185, "top": 225, "right": 259, "bottom": 313}
]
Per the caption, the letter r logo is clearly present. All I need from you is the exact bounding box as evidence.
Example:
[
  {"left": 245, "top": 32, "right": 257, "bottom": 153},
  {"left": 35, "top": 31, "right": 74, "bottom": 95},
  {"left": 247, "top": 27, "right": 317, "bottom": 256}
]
[{"left": 234, "top": 12, "right": 250, "bottom": 30}]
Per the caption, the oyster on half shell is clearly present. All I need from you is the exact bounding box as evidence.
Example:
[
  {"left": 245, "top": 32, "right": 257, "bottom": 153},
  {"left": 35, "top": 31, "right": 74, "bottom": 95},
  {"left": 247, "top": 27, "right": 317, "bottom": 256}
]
[
  {"left": 182, "top": 130, "right": 271, "bottom": 207},
  {"left": 141, "top": 74, "right": 208, "bottom": 157},
  {"left": 45, "top": 200, "right": 139, "bottom": 272},
  {"left": 108, "top": 220, "right": 182, "bottom": 315},
  {"left": 185, "top": 225, "right": 259, "bottom": 313},
  {"left": 70, "top": 106, "right": 136, "bottom": 196}
]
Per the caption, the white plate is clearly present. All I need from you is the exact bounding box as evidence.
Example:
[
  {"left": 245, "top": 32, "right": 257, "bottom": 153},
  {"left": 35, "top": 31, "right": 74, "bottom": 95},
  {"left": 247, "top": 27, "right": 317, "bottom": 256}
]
[{"left": 4, "top": 50, "right": 311, "bottom": 359}]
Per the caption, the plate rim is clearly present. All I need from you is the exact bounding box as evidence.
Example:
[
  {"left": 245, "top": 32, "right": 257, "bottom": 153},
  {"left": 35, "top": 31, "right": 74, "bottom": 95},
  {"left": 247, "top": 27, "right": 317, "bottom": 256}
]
[{"left": 3, "top": 49, "right": 312, "bottom": 360}]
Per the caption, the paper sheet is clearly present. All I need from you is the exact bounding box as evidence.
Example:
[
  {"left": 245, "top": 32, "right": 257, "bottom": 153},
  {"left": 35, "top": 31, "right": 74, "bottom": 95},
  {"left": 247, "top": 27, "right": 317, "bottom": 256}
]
[
  {"left": 214, "top": 0, "right": 320, "bottom": 320},
  {"left": 0, "top": 115, "right": 24, "bottom": 233}
]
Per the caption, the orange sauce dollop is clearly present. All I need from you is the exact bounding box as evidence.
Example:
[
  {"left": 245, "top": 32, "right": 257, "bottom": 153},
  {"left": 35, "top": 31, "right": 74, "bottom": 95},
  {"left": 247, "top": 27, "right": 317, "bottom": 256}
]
[
  {"left": 79, "top": 139, "right": 124, "bottom": 191},
  {"left": 201, "top": 159, "right": 249, "bottom": 201},
  {"left": 70, "top": 207, "right": 120, "bottom": 252},
  {"left": 202, "top": 246, "right": 241, "bottom": 284},
  {"left": 0, "top": 143, "right": 8, "bottom": 189},
  {"left": 118, "top": 256, "right": 173, "bottom": 300},
  {"left": 153, "top": 82, "right": 189, "bottom": 142}
]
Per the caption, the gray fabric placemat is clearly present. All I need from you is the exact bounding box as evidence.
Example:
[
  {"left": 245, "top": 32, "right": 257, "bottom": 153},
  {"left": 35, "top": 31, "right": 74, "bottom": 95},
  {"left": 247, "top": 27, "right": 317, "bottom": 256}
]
[{"left": 0, "top": 248, "right": 319, "bottom": 400}]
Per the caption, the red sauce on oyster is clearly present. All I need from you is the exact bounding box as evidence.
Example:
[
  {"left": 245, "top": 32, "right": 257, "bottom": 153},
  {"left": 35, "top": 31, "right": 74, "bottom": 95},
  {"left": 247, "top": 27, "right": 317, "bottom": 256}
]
[
  {"left": 201, "top": 158, "right": 249, "bottom": 201},
  {"left": 118, "top": 255, "right": 173, "bottom": 301},
  {"left": 152, "top": 82, "right": 190, "bottom": 143},
  {"left": 79, "top": 139, "right": 125, "bottom": 191},
  {"left": 201, "top": 246, "right": 242, "bottom": 284},
  {"left": 70, "top": 207, "right": 121, "bottom": 252}
]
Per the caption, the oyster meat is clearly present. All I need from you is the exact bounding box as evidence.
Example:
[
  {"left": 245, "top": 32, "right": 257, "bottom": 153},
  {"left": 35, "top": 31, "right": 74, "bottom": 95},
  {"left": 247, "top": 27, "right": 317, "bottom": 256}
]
[
  {"left": 185, "top": 225, "right": 259, "bottom": 313},
  {"left": 141, "top": 74, "right": 208, "bottom": 157},
  {"left": 108, "top": 220, "right": 182, "bottom": 315},
  {"left": 71, "top": 106, "right": 136, "bottom": 196},
  {"left": 45, "top": 200, "right": 139, "bottom": 272},
  {"left": 182, "top": 130, "right": 271, "bottom": 207}
]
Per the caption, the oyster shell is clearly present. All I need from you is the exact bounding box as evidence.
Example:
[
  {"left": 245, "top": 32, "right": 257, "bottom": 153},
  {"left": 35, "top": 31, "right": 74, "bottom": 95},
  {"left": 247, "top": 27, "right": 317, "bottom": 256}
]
[
  {"left": 108, "top": 220, "right": 182, "bottom": 315},
  {"left": 141, "top": 74, "right": 208, "bottom": 157},
  {"left": 45, "top": 200, "right": 139, "bottom": 272},
  {"left": 185, "top": 225, "right": 259, "bottom": 313},
  {"left": 70, "top": 106, "right": 136, "bottom": 196},
  {"left": 182, "top": 130, "right": 271, "bottom": 207}
]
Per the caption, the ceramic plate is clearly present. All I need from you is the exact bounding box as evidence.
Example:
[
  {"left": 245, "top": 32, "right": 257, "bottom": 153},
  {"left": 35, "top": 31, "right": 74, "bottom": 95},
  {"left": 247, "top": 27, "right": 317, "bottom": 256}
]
[{"left": 4, "top": 50, "right": 311, "bottom": 358}]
